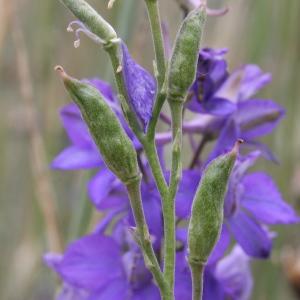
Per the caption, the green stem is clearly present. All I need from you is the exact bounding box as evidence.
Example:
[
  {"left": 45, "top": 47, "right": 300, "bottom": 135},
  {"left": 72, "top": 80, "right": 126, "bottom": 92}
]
[
  {"left": 144, "top": 0, "right": 166, "bottom": 89},
  {"left": 189, "top": 260, "right": 204, "bottom": 300},
  {"left": 126, "top": 179, "right": 171, "bottom": 300},
  {"left": 165, "top": 101, "right": 183, "bottom": 289},
  {"left": 143, "top": 140, "right": 169, "bottom": 199},
  {"left": 147, "top": 88, "right": 166, "bottom": 140},
  {"left": 144, "top": 0, "right": 167, "bottom": 139}
]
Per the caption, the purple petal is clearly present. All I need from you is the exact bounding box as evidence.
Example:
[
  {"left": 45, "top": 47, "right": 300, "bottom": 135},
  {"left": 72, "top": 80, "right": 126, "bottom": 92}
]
[
  {"left": 228, "top": 210, "right": 272, "bottom": 258},
  {"left": 88, "top": 279, "right": 127, "bottom": 300},
  {"left": 94, "top": 207, "right": 127, "bottom": 234},
  {"left": 175, "top": 252, "right": 192, "bottom": 300},
  {"left": 87, "top": 169, "right": 126, "bottom": 210},
  {"left": 201, "top": 97, "right": 237, "bottom": 116},
  {"left": 84, "top": 78, "right": 117, "bottom": 104},
  {"left": 208, "top": 226, "right": 230, "bottom": 265},
  {"left": 132, "top": 283, "right": 161, "bottom": 300},
  {"left": 176, "top": 228, "right": 187, "bottom": 245},
  {"left": 237, "top": 99, "right": 285, "bottom": 139},
  {"left": 215, "top": 68, "right": 245, "bottom": 104},
  {"left": 216, "top": 65, "right": 271, "bottom": 103},
  {"left": 55, "top": 234, "right": 123, "bottom": 291},
  {"left": 209, "top": 60, "right": 228, "bottom": 86},
  {"left": 234, "top": 151, "right": 261, "bottom": 178},
  {"left": 242, "top": 172, "right": 300, "bottom": 224},
  {"left": 51, "top": 146, "right": 102, "bottom": 170},
  {"left": 176, "top": 170, "right": 201, "bottom": 219},
  {"left": 203, "top": 269, "right": 225, "bottom": 300},
  {"left": 44, "top": 253, "right": 63, "bottom": 273},
  {"left": 238, "top": 65, "right": 272, "bottom": 101},
  {"left": 215, "top": 246, "right": 253, "bottom": 300},
  {"left": 208, "top": 119, "right": 239, "bottom": 162},
  {"left": 57, "top": 284, "right": 89, "bottom": 300},
  {"left": 60, "top": 104, "right": 92, "bottom": 148},
  {"left": 243, "top": 140, "right": 279, "bottom": 163},
  {"left": 121, "top": 43, "right": 156, "bottom": 131},
  {"left": 200, "top": 48, "right": 228, "bottom": 61},
  {"left": 122, "top": 249, "right": 153, "bottom": 291}
]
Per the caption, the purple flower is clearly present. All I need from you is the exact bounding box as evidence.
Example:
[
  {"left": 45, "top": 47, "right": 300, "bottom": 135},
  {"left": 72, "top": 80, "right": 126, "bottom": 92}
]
[
  {"left": 121, "top": 42, "right": 157, "bottom": 132},
  {"left": 208, "top": 99, "right": 285, "bottom": 162},
  {"left": 174, "top": 151, "right": 299, "bottom": 259},
  {"left": 183, "top": 48, "right": 284, "bottom": 161},
  {"left": 204, "top": 246, "right": 253, "bottom": 300},
  {"left": 187, "top": 48, "right": 234, "bottom": 116},
  {"left": 222, "top": 151, "right": 299, "bottom": 258},
  {"left": 45, "top": 225, "right": 253, "bottom": 300},
  {"left": 45, "top": 229, "right": 161, "bottom": 300},
  {"left": 187, "top": 48, "right": 272, "bottom": 116},
  {"left": 176, "top": 170, "right": 201, "bottom": 219}
]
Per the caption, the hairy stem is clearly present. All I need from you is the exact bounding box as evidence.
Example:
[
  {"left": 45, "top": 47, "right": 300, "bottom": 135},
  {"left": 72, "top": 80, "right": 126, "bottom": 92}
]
[
  {"left": 144, "top": 0, "right": 166, "bottom": 89},
  {"left": 189, "top": 260, "right": 204, "bottom": 300},
  {"left": 147, "top": 89, "right": 167, "bottom": 140},
  {"left": 126, "top": 179, "right": 171, "bottom": 300},
  {"left": 145, "top": 0, "right": 168, "bottom": 139},
  {"left": 165, "top": 101, "right": 183, "bottom": 290}
]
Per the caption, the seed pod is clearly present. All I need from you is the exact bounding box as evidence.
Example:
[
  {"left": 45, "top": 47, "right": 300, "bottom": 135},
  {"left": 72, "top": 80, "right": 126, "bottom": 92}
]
[
  {"left": 167, "top": 5, "right": 206, "bottom": 103},
  {"left": 188, "top": 140, "right": 242, "bottom": 265},
  {"left": 55, "top": 66, "right": 140, "bottom": 185},
  {"left": 60, "top": 0, "right": 117, "bottom": 43}
]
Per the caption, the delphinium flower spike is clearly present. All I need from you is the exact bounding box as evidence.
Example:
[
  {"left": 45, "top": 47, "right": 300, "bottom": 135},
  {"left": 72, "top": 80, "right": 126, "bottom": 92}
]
[{"left": 47, "top": 0, "right": 300, "bottom": 299}]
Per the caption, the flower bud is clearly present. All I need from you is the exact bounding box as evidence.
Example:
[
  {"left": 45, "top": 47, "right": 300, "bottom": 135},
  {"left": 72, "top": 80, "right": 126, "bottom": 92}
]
[
  {"left": 60, "top": 0, "right": 117, "bottom": 44},
  {"left": 187, "top": 140, "right": 242, "bottom": 265},
  {"left": 55, "top": 66, "right": 140, "bottom": 185},
  {"left": 167, "top": 5, "right": 206, "bottom": 103}
]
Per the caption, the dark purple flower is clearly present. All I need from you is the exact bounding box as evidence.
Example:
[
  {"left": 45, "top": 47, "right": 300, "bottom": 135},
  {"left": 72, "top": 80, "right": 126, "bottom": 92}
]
[
  {"left": 121, "top": 42, "right": 157, "bottom": 132},
  {"left": 187, "top": 48, "right": 272, "bottom": 117},
  {"left": 187, "top": 48, "right": 235, "bottom": 116}
]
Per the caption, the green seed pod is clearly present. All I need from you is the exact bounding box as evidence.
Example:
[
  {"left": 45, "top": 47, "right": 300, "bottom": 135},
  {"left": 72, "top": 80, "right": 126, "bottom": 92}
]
[
  {"left": 187, "top": 140, "right": 242, "bottom": 265},
  {"left": 167, "top": 5, "right": 206, "bottom": 103},
  {"left": 60, "top": 0, "right": 117, "bottom": 43},
  {"left": 55, "top": 66, "right": 140, "bottom": 185}
]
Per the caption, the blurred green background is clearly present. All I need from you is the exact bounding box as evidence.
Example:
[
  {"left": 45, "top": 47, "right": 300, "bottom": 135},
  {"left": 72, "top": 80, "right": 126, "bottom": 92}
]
[{"left": 0, "top": 0, "right": 300, "bottom": 299}]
